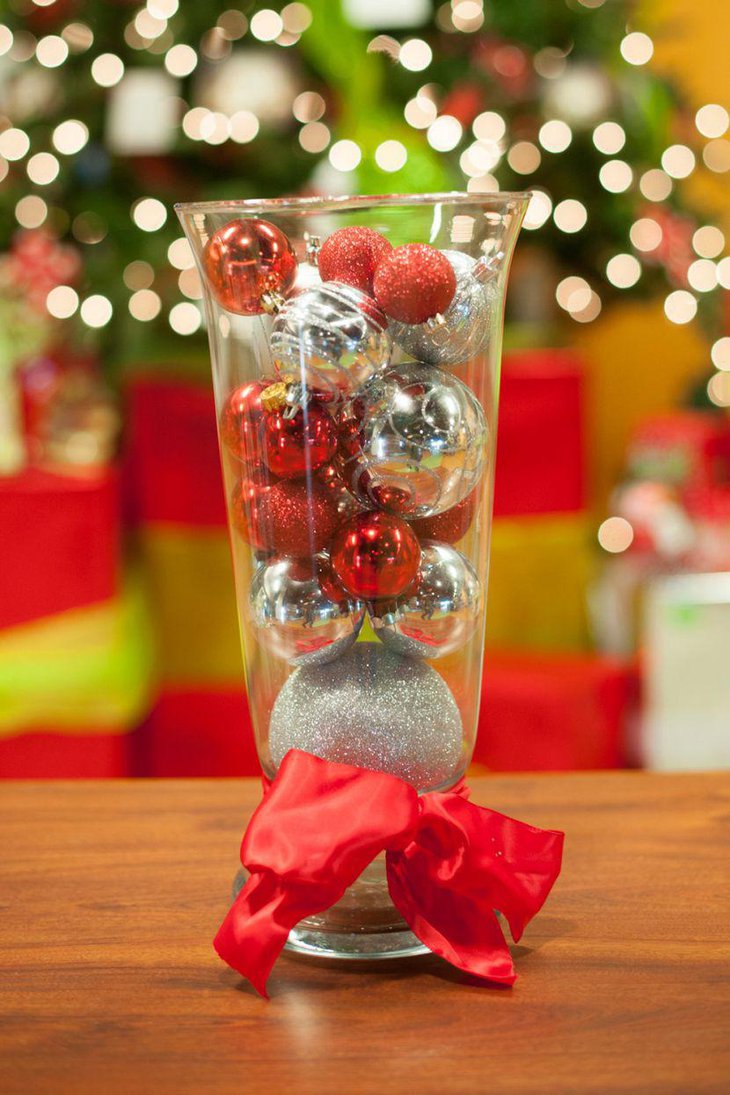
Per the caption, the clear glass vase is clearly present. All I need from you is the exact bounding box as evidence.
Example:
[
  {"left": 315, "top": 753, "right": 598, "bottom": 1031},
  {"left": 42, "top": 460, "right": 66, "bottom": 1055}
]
[{"left": 178, "top": 193, "right": 528, "bottom": 960}]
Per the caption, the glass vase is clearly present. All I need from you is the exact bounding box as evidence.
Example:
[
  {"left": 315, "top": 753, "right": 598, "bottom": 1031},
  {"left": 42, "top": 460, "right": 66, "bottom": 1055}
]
[{"left": 178, "top": 193, "right": 529, "bottom": 961}]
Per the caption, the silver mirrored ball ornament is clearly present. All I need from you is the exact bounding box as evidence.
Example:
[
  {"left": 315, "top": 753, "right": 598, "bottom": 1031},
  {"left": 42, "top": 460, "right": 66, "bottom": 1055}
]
[
  {"left": 268, "top": 643, "right": 464, "bottom": 790},
  {"left": 250, "top": 554, "right": 364, "bottom": 667},
  {"left": 337, "top": 360, "right": 488, "bottom": 518},
  {"left": 371, "top": 542, "right": 482, "bottom": 659}
]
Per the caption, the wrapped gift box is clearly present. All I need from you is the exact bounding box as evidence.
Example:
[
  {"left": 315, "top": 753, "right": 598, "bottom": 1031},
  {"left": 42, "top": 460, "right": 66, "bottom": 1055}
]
[
  {"left": 0, "top": 583, "right": 154, "bottom": 778},
  {"left": 627, "top": 412, "right": 730, "bottom": 495},
  {"left": 475, "top": 650, "right": 638, "bottom": 771},
  {"left": 0, "top": 467, "right": 120, "bottom": 629}
]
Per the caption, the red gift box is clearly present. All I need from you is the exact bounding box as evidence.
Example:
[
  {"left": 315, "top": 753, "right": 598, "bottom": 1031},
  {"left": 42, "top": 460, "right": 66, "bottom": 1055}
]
[
  {"left": 494, "top": 348, "right": 585, "bottom": 517},
  {"left": 627, "top": 412, "right": 730, "bottom": 495},
  {"left": 0, "top": 468, "right": 120, "bottom": 630},
  {"left": 131, "top": 689, "right": 258, "bottom": 777},
  {"left": 475, "top": 651, "right": 638, "bottom": 771},
  {"left": 0, "top": 730, "right": 129, "bottom": 779},
  {"left": 124, "top": 376, "right": 226, "bottom": 528}
]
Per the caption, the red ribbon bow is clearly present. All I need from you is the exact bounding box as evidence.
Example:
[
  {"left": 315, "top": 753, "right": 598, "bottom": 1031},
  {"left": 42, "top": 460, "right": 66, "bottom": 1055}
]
[{"left": 215, "top": 750, "right": 564, "bottom": 996}]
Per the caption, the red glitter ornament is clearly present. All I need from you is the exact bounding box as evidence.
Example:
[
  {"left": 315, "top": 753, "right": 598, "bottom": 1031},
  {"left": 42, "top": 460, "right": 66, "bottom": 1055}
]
[
  {"left": 373, "top": 244, "right": 457, "bottom": 325},
  {"left": 264, "top": 404, "right": 338, "bottom": 479},
  {"left": 203, "top": 218, "right": 297, "bottom": 315},
  {"left": 410, "top": 490, "right": 478, "bottom": 544},
  {"left": 232, "top": 476, "right": 341, "bottom": 556},
  {"left": 318, "top": 227, "right": 393, "bottom": 295},
  {"left": 330, "top": 511, "right": 420, "bottom": 601},
  {"left": 220, "top": 380, "right": 269, "bottom": 464}
]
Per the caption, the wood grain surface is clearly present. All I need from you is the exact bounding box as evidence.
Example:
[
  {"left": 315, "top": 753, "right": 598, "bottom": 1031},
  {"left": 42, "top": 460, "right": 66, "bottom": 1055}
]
[{"left": 0, "top": 773, "right": 728, "bottom": 1095}]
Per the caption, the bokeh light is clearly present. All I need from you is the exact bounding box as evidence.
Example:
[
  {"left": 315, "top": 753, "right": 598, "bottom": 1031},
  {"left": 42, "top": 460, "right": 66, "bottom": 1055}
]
[
  {"left": 687, "top": 259, "right": 718, "bottom": 293},
  {"left": 661, "top": 144, "right": 696, "bottom": 179},
  {"left": 399, "top": 39, "right": 432, "bottom": 71},
  {"left": 606, "top": 253, "right": 641, "bottom": 288},
  {"left": 711, "top": 337, "right": 730, "bottom": 370},
  {"left": 26, "top": 151, "right": 59, "bottom": 185},
  {"left": 80, "top": 294, "right": 113, "bottom": 328},
  {"left": 129, "top": 289, "right": 162, "bottom": 321},
  {"left": 664, "top": 290, "right": 697, "bottom": 324},
  {"left": 522, "top": 190, "right": 553, "bottom": 230},
  {"left": 692, "top": 226, "right": 725, "bottom": 258},
  {"left": 91, "top": 53, "right": 125, "bottom": 87},
  {"left": 599, "top": 159, "right": 633, "bottom": 192},
  {"left": 707, "top": 372, "right": 730, "bottom": 407},
  {"left": 620, "top": 32, "right": 654, "bottom": 66},
  {"left": 630, "top": 218, "right": 662, "bottom": 251},
  {"left": 507, "top": 141, "right": 541, "bottom": 174},
  {"left": 15, "top": 195, "right": 47, "bottom": 228},
  {"left": 0, "top": 128, "right": 30, "bottom": 161},
  {"left": 169, "top": 301, "right": 202, "bottom": 335},
  {"left": 132, "top": 197, "right": 168, "bottom": 232},
  {"left": 52, "top": 120, "right": 89, "bottom": 155},
  {"left": 639, "top": 169, "right": 672, "bottom": 201},
  {"left": 375, "top": 140, "right": 407, "bottom": 172},
  {"left": 554, "top": 199, "right": 587, "bottom": 233},
  {"left": 592, "top": 122, "right": 625, "bottom": 155},
  {"left": 46, "top": 285, "right": 79, "bottom": 319},
  {"left": 164, "top": 44, "right": 197, "bottom": 77},
  {"left": 329, "top": 139, "right": 361, "bottom": 172},
  {"left": 538, "top": 120, "right": 572, "bottom": 153},
  {"left": 695, "top": 104, "right": 729, "bottom": 139},
  {"left": 427, "top": 115, "right": 463, "bottom": 152},
  {"left": 598, "top": 517, "right": 634, "bottom": 553}
]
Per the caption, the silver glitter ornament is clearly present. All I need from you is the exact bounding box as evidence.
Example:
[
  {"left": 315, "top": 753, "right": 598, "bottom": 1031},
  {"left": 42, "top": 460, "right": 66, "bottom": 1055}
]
[
  {"left": 270, "top": 281, "right": 391, "bottom": 400},
  {"left": 337, "top": 360, "right": 488, "bottom": 518},
  {"left": 250, "top": 555, "right": 365, "bottom": 667},
  {"left": 269, "top": 643, "right": 464, "bottom": 790},
  {"left": 388, "top": 250, "right": 498, "bottom": 367},
  {"left": 371, "top": 542, "right": 482, "bottom": 659}
]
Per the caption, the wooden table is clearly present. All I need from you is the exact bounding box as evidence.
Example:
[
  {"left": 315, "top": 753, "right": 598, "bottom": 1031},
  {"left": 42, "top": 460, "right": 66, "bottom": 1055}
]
[{"left": 1, "top": 773, "right": 728, "bottom": 1094}]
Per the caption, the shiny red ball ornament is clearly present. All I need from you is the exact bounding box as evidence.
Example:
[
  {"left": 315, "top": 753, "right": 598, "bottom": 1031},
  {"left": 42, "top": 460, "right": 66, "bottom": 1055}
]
[
  {"left": 264, "top": 404, "right": 338, "bottom": 479},
  {"left": 203, "top": 218, "right": 297, "bottom": 315},
  {"left": 318, "top": 227, "right": 393, "bottom": 295},
  {"left": 220, "top": 380, "right": 269, "bottom": 464},
  {"left": 410, "top": 490, "right": 477, "bottom": 544},
  {"left": 330, "top": 511, "right": 421, "bottom": 601},
  {"left": 232, "top": 475, "right": 341, "bottom": 556},
  {"left": 373, "top": 243, "right": 457, "bottom": 324}
]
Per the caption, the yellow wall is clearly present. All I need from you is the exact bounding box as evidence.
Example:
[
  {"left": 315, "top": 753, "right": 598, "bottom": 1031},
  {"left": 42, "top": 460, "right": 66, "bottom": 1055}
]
[{"left": 575, "top": 0, "right": 730, "bottom": 508}]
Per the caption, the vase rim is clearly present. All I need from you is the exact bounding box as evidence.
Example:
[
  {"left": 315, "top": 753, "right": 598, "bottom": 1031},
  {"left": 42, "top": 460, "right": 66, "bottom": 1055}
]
[{"left": 175, "top": 190, "right": 531, "bottom": 217}]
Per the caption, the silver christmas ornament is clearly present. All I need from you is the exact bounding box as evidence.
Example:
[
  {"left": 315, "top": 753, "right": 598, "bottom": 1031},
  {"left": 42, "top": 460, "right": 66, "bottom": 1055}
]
[
  {"left": 268, "top": 643, "right": 464, "bottom": 790},
  {"left": 371, "top": 542, "right": 482, "bottom": 659},
  {"left": 250, "top": 555, "right": 364, "bottom": 667},
  {"left": 337, "top": 360, "right": 488, "bottom": 518},
  {"left": 270, "top": 281, "right": 391, "bottom": 399},
  {"left": 388, "top": 250, "right": 498, "bottom": 367}
]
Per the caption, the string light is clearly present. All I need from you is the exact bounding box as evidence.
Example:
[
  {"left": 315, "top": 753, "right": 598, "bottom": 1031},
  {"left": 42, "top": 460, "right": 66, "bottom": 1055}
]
[
  {"left": 427, "top": 115, "right": 462, "bottom": 152},
  {"left": 570, "top": 291, "right": 602, "bottom": 323},
  {"left": 27, "top": 152, "right": 60, "bottom": 185},
  {"left": 217, "top": 10, "right": 248, "bottom": 39},
  {"left": 9, "top": 30, "right": 36, "bottom": 62},
  {"left": 592, "top": 121, "right": 625, "bottom": 155},
  {"left": 200, "top": 112, "right": 229, "bottom": 145},
  {"left": 707, "top": 373, "right": 730, "bottom": 407},
  {"left": 717, "top": 258, "right": 730, "bottom": 290},
  {"left": 375, "top": 139, "right": 407, "bottom": 172},
  {"left": 164, "top": 43, "right": 197, "bottom": 77},
  {"left": 598, "top": 517, "right": 634, "bottom": 553},
  {"left": 661, "top": 144, "right": 695, "bottom": 179},
  {"left": 250, "top": 10, "right": 283, "bottom": 41},
  {"left": 169, "top": 302, "right": 201, "bottom": 335},
  {"left": 62, "top": 24, "right": 94, "bottom": 52},
  {"left": 711, "top": 337, "right": 730, "bottom": 370},
  {"left": 606, "top": 253, "right": 641, "bottom": 288},
  {"left": 123, "top": 260, "right": 155, "bottom": 290},
  {"left": 554, "top": 199, "right": 587, "bottom": 233},
  {"left": 599, "top": 159, "right": 633, "bottom": 192},
  {"left": 292, "top": 92, "right": 325, "bottom": 123},
  {"left": 507, "top": 141, "right": 540, "bottom": 174},
  {"left": 686, "top": 259, "right": 718, "bottom": 293},
  {"left": 703, "top": 139, "right": 730, "bottom": 173},
  {"left": 461, "top": 140, "right": 500, "bottom": 175},
  {"left": 167, "top": 238, "right": 194, "bottom": 270},
  {"left": 147, "top": 0, "right": 179, "bottom": 18},
  {"left": 80, "top": 294, "right": 113, "bottom": 328},
  {"left": 329, "top": 139, "right": 361, "bottom": 171},
  {"left": 664, "top": 290, "right": 697, "bottom": 324},
  {"left": 91, "top": 53, "right": 125, "bottom": 87},
  {"left": 0, "top": 128, "right": 30, "bottom": 161},
  {"left": 452, "top": 1, "right": 485, "bottom": 33},
  {"left": 178, "top": 268, "right": 202, "bottom": 299},
  {"left": 134, "top": 10, "right": 167, "bottom": 40},
  {"left": 46, "top": 285, "right": 79, "bottom": 319},
  {"left": 132, "top": 197, "right": 167, "bottom": 232},
  {"left": 466, "top": 174, "right": 499, "bottom": 193},
  {"left": 230, "top": 111, "right": 259, "bottom": 143},
  {"left": 299, "top": 122, "right": 330, "bottom": 153},
  {"left": 15, "top": 195, "right": 48, "bottom": 228},
  {"left": 692, "top": 226, "right": 725, "bottom": 258},
  {"left": 556, "top": 276, "right": 591, "bottom": 312},
  {"left": 404, "top": 96, "right": 437, "bottom": 129},
  {"left": 129, "top": 289, "right": 162, "bottom": 321},
  {"left": 695, "top": 104, "right": 729, "bottom": 139},
  {"left": 52, "top": 120, "right": 89, "bottom": 155},
  {"left": 639, "top": 169, "right": 672, "bottom": 202},
  {"left": 399, "top": 39, "right": 432, "bottom": 71},
  {"left": 182, "top": 108, "right": 208, "bottom": 141},
  {"left": 630, "top": 218, "right": 662, "bottom": 251},
  {"left": 36, "top": 35, "right": 69, "bottom": 68},
  {"left": 538, "top": 120, "right": 572, "bottom": 153},
  {"left": 523, "top": 190, "right": 553, "bottom": 230},
  {"left": 282, "top": 3, "right": 312, "bottom": 33},
  {"left": 620, "top": 32, "right": 654, "bottom": 66},
  {"left": 0, "top": 26, "right": 13, "bottom": 57},
  {"left": 473, "top": 112, "right": 506, "bottom": 142}
]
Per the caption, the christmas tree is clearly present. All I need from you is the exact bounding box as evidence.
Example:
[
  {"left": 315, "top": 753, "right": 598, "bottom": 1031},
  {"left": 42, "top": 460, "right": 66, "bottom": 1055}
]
[{"left": 0, "top": 0, "right": 727, "bottom": 395}]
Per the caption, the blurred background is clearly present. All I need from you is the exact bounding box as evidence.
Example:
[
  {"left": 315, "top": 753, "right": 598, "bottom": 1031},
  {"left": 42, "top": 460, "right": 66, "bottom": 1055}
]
[{"left": 1, "top": 0, "right": 728, "bottom": 779}]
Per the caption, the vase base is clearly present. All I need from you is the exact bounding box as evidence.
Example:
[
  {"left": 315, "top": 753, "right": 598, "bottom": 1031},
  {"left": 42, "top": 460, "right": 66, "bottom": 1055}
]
[{"left": 285, "top": 925, "right": 429, "bottom": 961}]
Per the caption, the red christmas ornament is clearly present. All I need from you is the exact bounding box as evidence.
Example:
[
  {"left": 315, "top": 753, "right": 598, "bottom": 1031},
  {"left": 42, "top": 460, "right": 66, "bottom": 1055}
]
[
  {"left": 330, "top": 511, "right": 420, "bottom": 600},
  {"left": 220, "top": 380, "right": 269, "bottom": 464},
  {"left": 318, "top": 227, "right": 393, "bottom": 295},
  {"left": 373, "top": 244, "right": 457, "bottom": 325},
  {"left": 232, "top": 476, "right": 341, "bottom": 556},
  {"left": 203, "top": 218, "right": 297, "bottom": 315},
  {"left": 410, "top": 491, "right": 478, "bottom": 544},
  {"left": 264, "top": 404, "right": 338, "bottom": 479}
]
